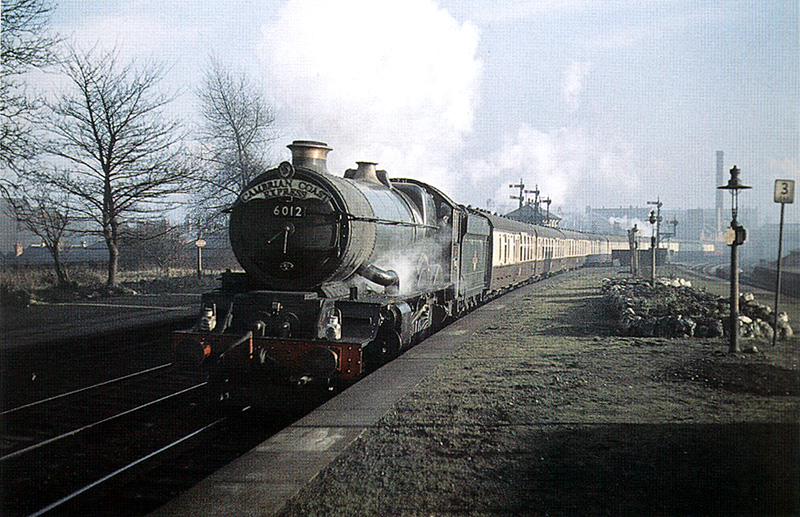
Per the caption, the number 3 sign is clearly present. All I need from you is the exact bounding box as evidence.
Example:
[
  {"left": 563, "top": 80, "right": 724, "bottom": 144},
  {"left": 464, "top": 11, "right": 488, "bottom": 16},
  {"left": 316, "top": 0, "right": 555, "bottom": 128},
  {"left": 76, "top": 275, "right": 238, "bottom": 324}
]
[{"left": 774, "top": 179, "right": 795, "bottom": 204}]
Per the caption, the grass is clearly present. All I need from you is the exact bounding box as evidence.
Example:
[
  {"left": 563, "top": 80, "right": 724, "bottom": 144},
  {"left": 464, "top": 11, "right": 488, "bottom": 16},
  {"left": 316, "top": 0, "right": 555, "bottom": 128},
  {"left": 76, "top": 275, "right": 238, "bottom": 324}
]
[
  {"left": 0, "top": 265, "right": 232, "bottom": 306},
  {"left": 0, "top": 265, "right": 104, "bottom": 291}
]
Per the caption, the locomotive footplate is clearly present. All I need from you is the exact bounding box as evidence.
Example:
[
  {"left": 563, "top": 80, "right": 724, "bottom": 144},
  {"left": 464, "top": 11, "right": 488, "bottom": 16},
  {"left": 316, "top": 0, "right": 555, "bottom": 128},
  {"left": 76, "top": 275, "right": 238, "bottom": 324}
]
[{"left": 173, "top": 330, "right": 365, "bottom": 382}]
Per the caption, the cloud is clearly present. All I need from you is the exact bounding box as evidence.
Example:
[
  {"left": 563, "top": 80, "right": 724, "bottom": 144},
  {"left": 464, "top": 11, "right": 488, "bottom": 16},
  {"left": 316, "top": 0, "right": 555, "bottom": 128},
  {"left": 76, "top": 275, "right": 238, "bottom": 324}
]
[
  {"left": 563, "top": 60, "right": 592, "bottom": 111},
  {"left": 258, "top": 0, "right": 482, "bottom": 189}
]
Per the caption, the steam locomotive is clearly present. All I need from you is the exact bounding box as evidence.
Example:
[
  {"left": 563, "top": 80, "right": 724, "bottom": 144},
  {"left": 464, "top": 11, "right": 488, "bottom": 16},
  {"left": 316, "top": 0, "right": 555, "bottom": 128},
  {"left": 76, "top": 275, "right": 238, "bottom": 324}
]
[{"left": 174, "top": 140, "right": 627, "bottom": 407}]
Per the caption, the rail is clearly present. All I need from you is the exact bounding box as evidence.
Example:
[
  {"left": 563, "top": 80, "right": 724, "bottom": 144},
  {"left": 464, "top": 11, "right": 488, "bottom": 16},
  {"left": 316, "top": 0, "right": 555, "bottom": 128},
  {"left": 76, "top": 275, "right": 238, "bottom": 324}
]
[
  {"left": 1, "top": 382, "right": 207, "bottom": 462},
  {"left": 27, "top": 416, "right": 228, "bottom": 517},
  {"left": 0, "top": 362, "right": 173, "bottom": 416}
]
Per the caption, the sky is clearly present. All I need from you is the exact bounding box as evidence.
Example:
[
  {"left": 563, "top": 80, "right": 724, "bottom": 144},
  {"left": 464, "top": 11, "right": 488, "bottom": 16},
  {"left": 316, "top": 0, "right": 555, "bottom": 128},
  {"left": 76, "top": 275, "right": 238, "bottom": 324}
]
[{"left": 45, "top": 0, "right": 799, "bottom": 224}]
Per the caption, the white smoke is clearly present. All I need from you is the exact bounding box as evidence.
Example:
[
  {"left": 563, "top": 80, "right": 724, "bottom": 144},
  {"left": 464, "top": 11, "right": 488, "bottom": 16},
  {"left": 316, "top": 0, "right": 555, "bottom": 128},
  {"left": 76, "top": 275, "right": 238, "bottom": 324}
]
[
  {"left": 258, "top": 1, "right": 648, "bottom": 220},
  {"left": 466, "top": 123, "right": 647, "bottom": 213},
  {"left": 609, "top": 217, "right": 652, "bottom": 237},
  {"left": 258, "top": 0, "right": 482, "bottom": 190}
]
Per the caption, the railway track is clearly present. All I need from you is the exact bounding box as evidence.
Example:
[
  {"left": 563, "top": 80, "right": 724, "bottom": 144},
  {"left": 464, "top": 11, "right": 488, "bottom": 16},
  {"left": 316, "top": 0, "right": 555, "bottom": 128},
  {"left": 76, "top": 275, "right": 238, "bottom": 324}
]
[
  {"left": 0, "top": 358, "right": 292, "bottom": 516},
  {"left": 1, "top": 362, "right": 204, "bottom": 515},
  {"left": 677, "top": 261, "right": 794, "bottom": 297}
]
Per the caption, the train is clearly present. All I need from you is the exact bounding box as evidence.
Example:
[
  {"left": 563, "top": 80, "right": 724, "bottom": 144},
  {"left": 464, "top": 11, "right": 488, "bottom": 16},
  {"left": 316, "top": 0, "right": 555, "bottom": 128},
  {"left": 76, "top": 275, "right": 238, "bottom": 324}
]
[{"left": 173, "top": 140, "right": 628, "bottom": 407}]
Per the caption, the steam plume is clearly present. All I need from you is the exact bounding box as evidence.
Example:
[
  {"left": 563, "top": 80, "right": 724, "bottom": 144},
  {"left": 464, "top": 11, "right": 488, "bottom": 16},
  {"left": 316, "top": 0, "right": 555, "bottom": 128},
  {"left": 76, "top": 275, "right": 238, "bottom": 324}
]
[{"left": 258, "top": 0, "right": 482, "bottom": 189}]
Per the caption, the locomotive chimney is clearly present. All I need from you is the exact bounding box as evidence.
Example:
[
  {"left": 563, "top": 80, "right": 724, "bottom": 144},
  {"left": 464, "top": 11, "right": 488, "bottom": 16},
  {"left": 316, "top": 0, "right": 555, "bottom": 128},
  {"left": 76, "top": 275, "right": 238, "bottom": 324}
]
[{"left": 288, "top": 140, "right": 332, "bottom": 174}]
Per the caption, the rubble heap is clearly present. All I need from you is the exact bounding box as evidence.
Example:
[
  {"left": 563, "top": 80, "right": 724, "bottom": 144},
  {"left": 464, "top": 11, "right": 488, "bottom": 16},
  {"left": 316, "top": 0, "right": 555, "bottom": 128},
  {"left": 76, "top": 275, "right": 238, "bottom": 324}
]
[{"left": 602, "top": 278, "right": 794, "bottom": 340}]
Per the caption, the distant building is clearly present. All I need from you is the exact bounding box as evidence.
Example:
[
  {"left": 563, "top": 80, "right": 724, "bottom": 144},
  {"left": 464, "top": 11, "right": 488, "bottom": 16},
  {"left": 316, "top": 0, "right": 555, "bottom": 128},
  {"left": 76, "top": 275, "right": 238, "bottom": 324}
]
[
  {"left": 580, "top": 205, "right": 760, "bottom": 244},
  {"left": 0, "top": 198, "right": 40, "bottom": 256},
  {"left": 747, "top": 223, "right": 800, "bottom": 264},
  {"left": 13, "top": 240, "right": 108, "bottom": 265},
  {"left": 506, "top": 201, "right": 561, "bottom": 227}
]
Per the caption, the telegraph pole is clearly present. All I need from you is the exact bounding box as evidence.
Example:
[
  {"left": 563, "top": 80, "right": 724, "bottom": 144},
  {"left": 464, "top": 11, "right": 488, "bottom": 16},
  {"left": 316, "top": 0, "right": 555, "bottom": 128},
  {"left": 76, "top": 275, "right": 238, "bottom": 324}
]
[
  {"left": 647, "top": 199, "right": 663, "bottom": 259},
  {"left": 628, "top": 224, "right": 639, "bottom": 276},
  {"left": 542, "top": 197, "right": 552, "bottom": 226},
  {"left": 525, "top": 186, "right": 540, "bottom": 203},
  {"left": 195, "top": 235, "right": 206, "bottom": 279}
]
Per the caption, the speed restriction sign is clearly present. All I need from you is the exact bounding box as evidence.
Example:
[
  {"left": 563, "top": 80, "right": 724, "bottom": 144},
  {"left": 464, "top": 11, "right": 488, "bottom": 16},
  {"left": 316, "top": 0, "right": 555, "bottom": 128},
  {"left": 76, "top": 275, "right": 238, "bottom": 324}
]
[{"left": 774, "top": 179, "right": 795, "bottom": 204}]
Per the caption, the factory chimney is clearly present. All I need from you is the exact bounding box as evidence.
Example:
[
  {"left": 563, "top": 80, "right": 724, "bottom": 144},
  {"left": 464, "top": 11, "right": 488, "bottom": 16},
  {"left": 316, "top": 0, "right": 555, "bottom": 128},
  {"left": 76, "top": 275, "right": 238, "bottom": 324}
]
[{"left": 715, "top": 151, "right": 724, "bottom": 238}]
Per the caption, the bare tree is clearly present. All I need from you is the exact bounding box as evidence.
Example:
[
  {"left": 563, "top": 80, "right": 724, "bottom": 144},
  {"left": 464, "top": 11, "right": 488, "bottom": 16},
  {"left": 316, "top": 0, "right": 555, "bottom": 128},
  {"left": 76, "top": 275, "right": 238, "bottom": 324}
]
[
  {"left": 195, "top": 57, "right": 277, "bottom": 216},
  {"left": 0, "top": 0, "right": 60, "bottom": 170},
  {"left": 121, "top": 219, "right": 186, "bottom": 277},
  {"left": 37, "top": 46, "right": 192, "bottom": 287},
  {"left": 4, "top": 183, "right": 73, "bottom": 284}
]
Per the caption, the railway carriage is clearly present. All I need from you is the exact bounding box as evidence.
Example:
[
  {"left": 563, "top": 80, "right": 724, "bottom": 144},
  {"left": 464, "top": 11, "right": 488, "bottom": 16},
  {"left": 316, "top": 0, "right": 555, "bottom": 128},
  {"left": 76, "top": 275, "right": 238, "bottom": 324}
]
[{"left": 174, "top": 140, "right": 624, "bottom": 407}]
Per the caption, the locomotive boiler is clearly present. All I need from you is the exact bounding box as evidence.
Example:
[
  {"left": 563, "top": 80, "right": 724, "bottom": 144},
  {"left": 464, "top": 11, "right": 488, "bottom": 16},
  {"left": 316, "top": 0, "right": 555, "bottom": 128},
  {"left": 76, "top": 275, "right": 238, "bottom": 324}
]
[{"left": 231, "top": 141, "right": 422, "bottom": 292}]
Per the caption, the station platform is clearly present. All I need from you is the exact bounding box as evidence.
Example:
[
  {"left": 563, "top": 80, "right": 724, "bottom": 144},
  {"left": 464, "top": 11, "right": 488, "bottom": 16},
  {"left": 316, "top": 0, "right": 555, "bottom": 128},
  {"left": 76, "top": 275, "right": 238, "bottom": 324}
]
[
  {"left": 0, "top": 293, "right": 199, "bottom": 350},
  {"left": 152, "top": 267, "right": 799, "bottom": 516}
]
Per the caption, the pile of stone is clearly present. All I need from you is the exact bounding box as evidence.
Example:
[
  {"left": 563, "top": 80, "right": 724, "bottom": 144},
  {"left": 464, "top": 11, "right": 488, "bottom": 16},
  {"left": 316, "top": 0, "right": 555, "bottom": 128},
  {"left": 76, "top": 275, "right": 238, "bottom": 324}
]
[
  {"left": 739, "top": 293, "right": 794, "bottom": 341},
  {"left": 601, "top": 278, "right": 793, "bottom": 340}
]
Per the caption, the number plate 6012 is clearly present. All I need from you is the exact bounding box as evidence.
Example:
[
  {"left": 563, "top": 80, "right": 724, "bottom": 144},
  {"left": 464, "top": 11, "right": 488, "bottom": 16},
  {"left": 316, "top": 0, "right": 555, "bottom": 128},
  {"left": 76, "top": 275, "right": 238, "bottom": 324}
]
[{"left": 273, "top": 205, "right": 304, "bottom": 217}]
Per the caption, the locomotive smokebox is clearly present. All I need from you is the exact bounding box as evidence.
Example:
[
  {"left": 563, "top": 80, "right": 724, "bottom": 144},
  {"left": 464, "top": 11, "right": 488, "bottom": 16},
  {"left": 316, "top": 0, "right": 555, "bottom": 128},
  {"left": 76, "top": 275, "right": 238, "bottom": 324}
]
[{"left": 288, "top": 140, "right": 332, "bottom": 174}]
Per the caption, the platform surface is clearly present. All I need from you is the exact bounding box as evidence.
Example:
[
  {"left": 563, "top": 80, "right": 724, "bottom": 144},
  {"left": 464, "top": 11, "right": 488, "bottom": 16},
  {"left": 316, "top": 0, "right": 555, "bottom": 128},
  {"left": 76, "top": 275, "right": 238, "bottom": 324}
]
[{"left": 0, "top": 293, "right": 199, "bottom": 349}]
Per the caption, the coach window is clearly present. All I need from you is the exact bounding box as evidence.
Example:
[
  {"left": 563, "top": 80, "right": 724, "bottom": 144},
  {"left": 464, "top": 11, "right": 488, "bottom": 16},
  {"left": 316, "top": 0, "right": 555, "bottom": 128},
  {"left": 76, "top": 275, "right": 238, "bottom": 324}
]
[{"left": 512, "top": 235, "right": 516, "bottom": 263}]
